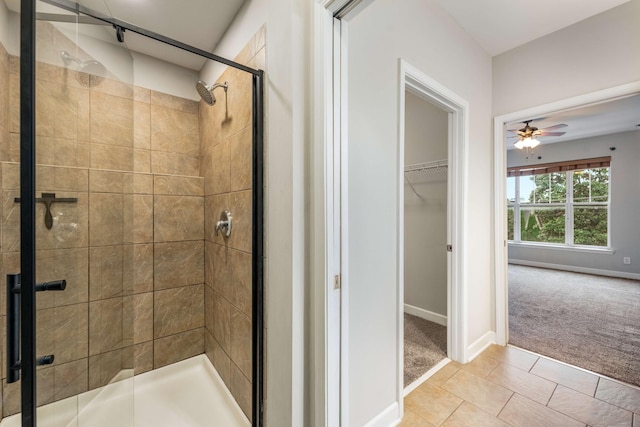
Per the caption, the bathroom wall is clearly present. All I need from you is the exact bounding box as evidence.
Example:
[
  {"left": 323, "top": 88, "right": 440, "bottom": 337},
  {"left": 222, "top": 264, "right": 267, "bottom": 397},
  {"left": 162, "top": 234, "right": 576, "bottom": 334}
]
[
  {"left": 0, "top": 25, "right": 205, "bottom": 416},
  {"left": 201, "top": 26, "right": 265, "bottom": 421}
]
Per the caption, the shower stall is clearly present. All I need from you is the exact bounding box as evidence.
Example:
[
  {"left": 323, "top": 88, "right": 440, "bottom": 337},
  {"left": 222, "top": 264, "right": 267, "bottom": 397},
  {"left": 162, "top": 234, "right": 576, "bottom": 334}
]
[{"left": 0, "top": 0, "right": 264, "bottom": 425}]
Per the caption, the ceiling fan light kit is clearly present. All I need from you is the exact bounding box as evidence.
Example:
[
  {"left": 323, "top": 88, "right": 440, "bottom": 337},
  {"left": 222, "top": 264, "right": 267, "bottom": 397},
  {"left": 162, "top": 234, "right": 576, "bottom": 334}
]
[
  {"left": 508, "top": 119, "right": 567, "bottom": 151},
  {"left": 514, "top": 136, "right": 540, "bottom": 150}
]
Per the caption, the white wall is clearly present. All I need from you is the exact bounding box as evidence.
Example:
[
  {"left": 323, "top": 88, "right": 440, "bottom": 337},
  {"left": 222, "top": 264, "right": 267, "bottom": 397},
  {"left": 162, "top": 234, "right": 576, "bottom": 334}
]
[
  {"left": 493, "top": 0, "right": 640, "bottom": 116},
  {"left": 262, "top": 0, "right": 310, "bottom": 425},
  {"left": 55, "top": 25, "right": 199, "bottom": 100},
  {"left": 199, "top": 0, "right": 267, "bottom": 83},
  {"left": 345, "top": 0, "right": 493, "bottom": 424},
  {"left": 3, "top": 8, "right": 199, "bottom": 100},
  {"left": 404, "top": 92, "right": 448, "bottom": 317},
  {"left": 131, "top": 52, "right": 199, "bottom": 100},
  {"left": 0, "top": 2, "right": 18, "bottom": 55},
  {"left": 508, "top": 131, "right": 640, "bottom": 275}
]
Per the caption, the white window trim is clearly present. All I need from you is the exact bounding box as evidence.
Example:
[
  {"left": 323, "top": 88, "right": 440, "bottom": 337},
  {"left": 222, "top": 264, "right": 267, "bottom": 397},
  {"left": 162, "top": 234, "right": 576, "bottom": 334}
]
[
  {"left": 507, "top": 169, "right": 611, "bottom": 249},
  {"left": 508, "top": 241, "right": 615, "bottom": 254}
]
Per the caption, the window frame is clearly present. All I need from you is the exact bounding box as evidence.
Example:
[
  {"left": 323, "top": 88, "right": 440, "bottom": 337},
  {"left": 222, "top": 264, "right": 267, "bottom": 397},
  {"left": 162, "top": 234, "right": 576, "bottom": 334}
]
[{"left": 507, "top": 162, "right": 611, "bottom": 250}]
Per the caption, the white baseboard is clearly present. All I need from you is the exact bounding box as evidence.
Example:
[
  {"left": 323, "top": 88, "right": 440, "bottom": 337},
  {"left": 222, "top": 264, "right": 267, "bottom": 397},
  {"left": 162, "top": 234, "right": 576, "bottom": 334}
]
[
  {"left": 509, "top": 259, "right": 640, "bottom": 280},
  {"left": 467, "top": 331, "right": 496, "bottom": 362},
  {"left": 404, "top": 304, "right": 447, "bottom": 326},
  {"left": 364, "top": 402, "right": 400, "bottom": 427}
]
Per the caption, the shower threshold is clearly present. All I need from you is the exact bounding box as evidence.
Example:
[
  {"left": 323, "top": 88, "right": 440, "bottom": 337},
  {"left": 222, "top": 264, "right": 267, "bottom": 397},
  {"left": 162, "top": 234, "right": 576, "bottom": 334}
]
[{"left": 0, "top": 355, "right": 250, "bottom": 427}]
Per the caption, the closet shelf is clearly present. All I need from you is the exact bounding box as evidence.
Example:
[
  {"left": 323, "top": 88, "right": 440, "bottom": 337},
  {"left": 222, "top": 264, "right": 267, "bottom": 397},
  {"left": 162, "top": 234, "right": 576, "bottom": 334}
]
[
  {"left": 404, "top": 159, "right": 447, "bottom": 198},
  {"left": 404, "top": 159, "right": 448, "bottom": 176}
]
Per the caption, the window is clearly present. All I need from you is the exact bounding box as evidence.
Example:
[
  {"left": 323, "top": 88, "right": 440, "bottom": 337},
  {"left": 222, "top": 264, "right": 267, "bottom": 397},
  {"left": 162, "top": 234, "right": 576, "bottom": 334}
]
[{"left": 507, "top": 157, "right": 610, "bottom": 248}]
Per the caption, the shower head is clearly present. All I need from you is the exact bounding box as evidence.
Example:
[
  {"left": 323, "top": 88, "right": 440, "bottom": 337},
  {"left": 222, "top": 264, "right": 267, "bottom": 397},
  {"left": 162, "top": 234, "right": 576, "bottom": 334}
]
[
  {"left": 60, "top": 51, "right": 106, "bottom": 87},
  {"left": 196, "top": 80, "right": 228, "bottom": 106},
  {"left": 61, "top": 51, "right": 105, "bottom": 73}
]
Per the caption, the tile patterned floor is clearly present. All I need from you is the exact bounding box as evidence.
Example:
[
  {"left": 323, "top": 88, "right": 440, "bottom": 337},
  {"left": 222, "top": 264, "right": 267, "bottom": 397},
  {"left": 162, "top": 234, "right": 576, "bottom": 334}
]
[{"left": 400, "top": 345, "right": 640, "bottom": 427}]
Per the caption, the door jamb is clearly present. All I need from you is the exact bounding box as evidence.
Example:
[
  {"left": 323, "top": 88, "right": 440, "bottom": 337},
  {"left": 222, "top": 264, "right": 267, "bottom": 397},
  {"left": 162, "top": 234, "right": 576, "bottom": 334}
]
[
  {"left": 398, "top": 61, "right": 470, "bottom": 413},
  {"left": 399, "top": 60, "right": 469, "bottom": 364}
]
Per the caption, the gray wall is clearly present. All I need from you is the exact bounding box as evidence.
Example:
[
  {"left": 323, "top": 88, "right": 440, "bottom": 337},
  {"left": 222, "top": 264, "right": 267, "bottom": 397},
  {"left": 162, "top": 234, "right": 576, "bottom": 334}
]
[
  {"left": 493, "top": 0, "right": 640, "bottom": 117},
  {"left": 404, "top": 91, "right": 448, "bottom": 317},
  {"left": 507, "top": 130, "right": 640, "bottom": 275}
]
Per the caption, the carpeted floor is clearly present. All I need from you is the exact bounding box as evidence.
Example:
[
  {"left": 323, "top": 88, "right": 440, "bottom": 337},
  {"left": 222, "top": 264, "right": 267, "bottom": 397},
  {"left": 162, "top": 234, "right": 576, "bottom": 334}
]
[
  {"left": 404, "top": 313, "right": 447, "bottom": 386},
  {"left": 509, "top": 265, "right": 640, "bottom": 387}
]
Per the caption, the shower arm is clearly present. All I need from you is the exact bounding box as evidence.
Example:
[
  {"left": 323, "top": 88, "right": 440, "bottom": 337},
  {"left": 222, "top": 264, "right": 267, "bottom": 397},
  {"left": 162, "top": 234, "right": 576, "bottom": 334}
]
[{"left": 212, "top": 82, "right": 228, "bottom": 92}]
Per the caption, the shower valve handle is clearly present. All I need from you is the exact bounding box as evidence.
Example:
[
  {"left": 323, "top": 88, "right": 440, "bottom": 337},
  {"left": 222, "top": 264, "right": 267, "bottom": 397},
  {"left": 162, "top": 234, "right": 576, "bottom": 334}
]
[{"left": 215, "top": 210, "right": 232, "bottom": 237}]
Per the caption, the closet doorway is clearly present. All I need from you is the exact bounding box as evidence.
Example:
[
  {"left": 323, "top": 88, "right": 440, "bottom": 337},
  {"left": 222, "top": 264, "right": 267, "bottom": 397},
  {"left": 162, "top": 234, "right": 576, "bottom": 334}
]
[{"left": 402, "top": 90, "right": 450, "bottom": 390}]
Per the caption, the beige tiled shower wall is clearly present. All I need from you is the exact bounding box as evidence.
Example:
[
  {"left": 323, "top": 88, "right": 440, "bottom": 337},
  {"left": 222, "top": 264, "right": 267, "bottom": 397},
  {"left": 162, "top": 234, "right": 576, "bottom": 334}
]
[
  {"left": 0, "top": 39, "right": 205, "bottom": 416},
  {"left": 0, "top": 38, "right": 10, "bottom": 417},
  {"left": 201, "top": 26, "right": 265, "bottom": 422}
]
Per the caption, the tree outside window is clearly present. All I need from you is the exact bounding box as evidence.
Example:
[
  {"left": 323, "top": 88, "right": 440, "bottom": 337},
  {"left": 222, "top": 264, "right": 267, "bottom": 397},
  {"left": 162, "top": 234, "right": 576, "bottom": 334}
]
[{"left": 506, "top": 165, "right": 609, "bottom": 247}]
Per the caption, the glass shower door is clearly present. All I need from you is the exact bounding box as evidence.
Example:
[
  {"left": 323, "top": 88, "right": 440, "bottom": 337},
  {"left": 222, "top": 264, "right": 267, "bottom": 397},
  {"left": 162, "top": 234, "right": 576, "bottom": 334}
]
[{"left": 3, "top": 0, "right": 135, "bottom": 425}]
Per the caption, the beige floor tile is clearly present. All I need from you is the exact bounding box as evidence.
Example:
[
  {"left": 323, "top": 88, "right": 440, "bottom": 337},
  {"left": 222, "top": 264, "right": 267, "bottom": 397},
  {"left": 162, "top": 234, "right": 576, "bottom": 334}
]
[
  {"left": 484, "top": 344, "right": 539, "bottom": 372},
  {"left": 499, "top": 393, "right": 585, "bottom": 427},
  {"left": 548, "top": 385, "right": 633, "bottom": 427},
  {"left": 461, "top": 352, "right": 500, "bottom": 378},
  {"left": 405, "top": 382, "right": 463, "bottom": 426},
  {"left": 595, "top": 378, "right": 640, "bottom": 414},
  {"left": 487, "top": 363, "right": 557, "bottom": 405},
  {"left": 398, "top": 409, "right": 436, "bottom": 427},
  {"left": 441, "top": 402, "right": 511, "bottom": 427},
  {"left": 441, "top": 369, "right": 513, "bottom": 416},
  {"left": 427, "top": 361, "right": 461, "bottom": 386},
  {"left": 530, "top": 357, "right": 599, "bottom": 396}
]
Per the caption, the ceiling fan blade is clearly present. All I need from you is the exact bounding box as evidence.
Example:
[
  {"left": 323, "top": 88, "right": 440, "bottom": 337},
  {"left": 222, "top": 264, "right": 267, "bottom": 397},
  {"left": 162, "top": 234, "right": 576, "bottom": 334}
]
[
  {"left": 540, "top": 131, "right": 566, "bottom": 136},
  {"left": 507, "top": 135, "right": 520, "bottom": 139},
  {"left": 541, "top": 123, "right": 568, "bottom": 131}
]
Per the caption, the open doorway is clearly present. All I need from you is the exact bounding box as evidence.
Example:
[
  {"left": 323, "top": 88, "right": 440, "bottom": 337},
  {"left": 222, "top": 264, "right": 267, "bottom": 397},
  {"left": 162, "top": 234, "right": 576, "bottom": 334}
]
[
  {"left": 398, "top": 62, "right": 469, "bottom": 399},
  {"left": 495, "top": 87, "right": 640, "bottom": 388},
  {"left": 402, "top": 91, "right": 449, "bottom": 389}
]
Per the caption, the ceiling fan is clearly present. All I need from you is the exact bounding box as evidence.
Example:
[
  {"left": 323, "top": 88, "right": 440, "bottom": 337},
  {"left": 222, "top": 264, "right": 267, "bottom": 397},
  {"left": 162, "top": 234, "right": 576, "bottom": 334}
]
[{"left": 508, "top": 120, "right": 567, "bottom": 150}]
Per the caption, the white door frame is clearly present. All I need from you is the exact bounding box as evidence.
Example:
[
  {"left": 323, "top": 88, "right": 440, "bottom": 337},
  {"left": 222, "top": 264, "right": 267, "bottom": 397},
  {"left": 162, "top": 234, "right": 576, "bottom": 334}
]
[
  {"left": 493, "top": 81, "right": 640, "bottom": 345},
  {"left": 399, "top": 60, "right": 469, "bottom": 369},
  {"left": 312, "top": 2, "right": 343, "bottom": 426}
]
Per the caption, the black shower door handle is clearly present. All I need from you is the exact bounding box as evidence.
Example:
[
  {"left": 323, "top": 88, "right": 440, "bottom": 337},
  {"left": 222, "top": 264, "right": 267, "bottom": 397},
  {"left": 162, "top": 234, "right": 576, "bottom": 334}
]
[
  {"left": 6, "top": 273, "right": 67, "bottom": 383},
  {"left": 6, "top": 273, "right": 21, "bottom": 383}
]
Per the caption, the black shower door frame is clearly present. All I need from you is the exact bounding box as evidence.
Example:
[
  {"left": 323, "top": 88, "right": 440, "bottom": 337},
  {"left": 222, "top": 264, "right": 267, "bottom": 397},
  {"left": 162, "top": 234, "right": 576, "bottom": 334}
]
[{"left": 18, "top": 0, "right": 265, "bottom": 425}]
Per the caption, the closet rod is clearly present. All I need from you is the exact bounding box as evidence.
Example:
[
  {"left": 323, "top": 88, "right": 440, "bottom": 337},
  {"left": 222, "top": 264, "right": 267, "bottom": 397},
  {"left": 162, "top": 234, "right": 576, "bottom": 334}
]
[{"left": 404, "top": 159, "right": 448, "bottom": 174}]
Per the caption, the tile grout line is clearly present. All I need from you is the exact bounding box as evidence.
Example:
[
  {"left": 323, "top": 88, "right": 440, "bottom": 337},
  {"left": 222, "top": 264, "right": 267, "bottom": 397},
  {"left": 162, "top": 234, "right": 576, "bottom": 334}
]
[
  {"left": 436, "top": 399, "right": 464, "bottom": 427},
  {"left": 545, "top": 382, "right": 559, "bottom": 407},
  {"left": 495, "top": 390, "right": 515, "bottom": 421}
]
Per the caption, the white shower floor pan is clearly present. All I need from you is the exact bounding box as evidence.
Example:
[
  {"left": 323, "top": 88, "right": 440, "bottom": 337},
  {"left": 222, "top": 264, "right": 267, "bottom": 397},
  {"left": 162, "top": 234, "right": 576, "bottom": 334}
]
[{"left": 1, "top": 355, "right": 250, "bottom": 427}]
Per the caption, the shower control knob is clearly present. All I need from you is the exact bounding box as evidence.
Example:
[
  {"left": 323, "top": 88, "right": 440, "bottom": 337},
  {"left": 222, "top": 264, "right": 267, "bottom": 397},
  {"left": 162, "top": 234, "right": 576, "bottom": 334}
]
[{"left": 215, "top": 210, "right": 232, "bottom": 237}]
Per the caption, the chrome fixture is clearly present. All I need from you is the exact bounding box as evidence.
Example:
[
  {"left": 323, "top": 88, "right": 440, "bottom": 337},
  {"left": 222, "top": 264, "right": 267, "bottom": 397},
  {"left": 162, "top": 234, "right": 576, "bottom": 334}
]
[
  {"left": 215, "top": 210, "right": 232, "bottom": 237},
  {"left": 60, "top": 51, "right": 106, "bottom": 87},
  {"left": 60, "top": 50, "right": 105, "bottom": 74},
  {"left": 195, "top": 80, "right": 228, "bottom": 106}
]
